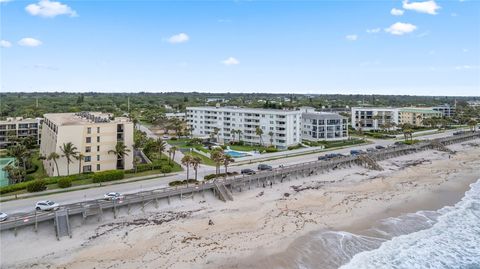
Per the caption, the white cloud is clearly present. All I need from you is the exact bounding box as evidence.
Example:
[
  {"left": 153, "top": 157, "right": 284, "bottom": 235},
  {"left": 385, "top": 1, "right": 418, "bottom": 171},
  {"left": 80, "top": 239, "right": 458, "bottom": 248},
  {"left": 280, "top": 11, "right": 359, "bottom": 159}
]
[
  {"left": 455, "top": 65, "right": 478, "bottom": 70},
  {"left": 366, "top": 28, "right": 381, "bottom": 34},
  {"left": 0, "top": 0, "right": 12, "bottom": 3},
  {"left": 167, "top": 33, "right": 189, "bottom": 44},
  {"left": 385, "top": 22, "right": 417, "bottom": 35},
  {"left": 391, "top": 8, "right": 405, "bottom": 16},
  {"left": 222, "top": 57, "right": 239, "bottom": 66},
  {"left": 0, "top": 40, "right": 12, "bottom": 48},
  {"left": 18, "top": 37, "right": 42, "bottom": 47},
  {"left": 346, "top": 34, "right": 358, "bottom": 41},
  {"left": 26, "top": 0, "right": 77, "bottom": 18},
  {"left": 402, "top": 0, "right": 440, "bottom": 15}
]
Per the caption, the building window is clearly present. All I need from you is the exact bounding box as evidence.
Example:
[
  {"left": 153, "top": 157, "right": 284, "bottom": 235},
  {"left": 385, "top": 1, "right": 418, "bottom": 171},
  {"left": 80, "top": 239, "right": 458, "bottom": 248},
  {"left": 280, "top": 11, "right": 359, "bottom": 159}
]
[
  {"left": 97, "top": 145, "right": 100, "bottom": 151},
  {"left": 83, "top": 165, "right": 92, "bottom": 172},
  {"left": 97, "top": 127, "right": 100, "bottom": 133},
  {"left": 86, "top": 137, "right": 91, "bottom": 143},
  {"left": 96, "top": 164, "right": 101, "bottom": 171},
  {"left": 85, "top": 146, "right": 91, "bottom": 153},
  {"left": 87, "top": 127, "right": 91, "bottom": 134},
  {"left": 97, "top": 136, "right": 100, "bottom": 142},
  {"left": 97, "top": 155, "right": 100, "bottom": 161},
  {"left": 84, "top": 156, "right": 91, "bottom": 162}
]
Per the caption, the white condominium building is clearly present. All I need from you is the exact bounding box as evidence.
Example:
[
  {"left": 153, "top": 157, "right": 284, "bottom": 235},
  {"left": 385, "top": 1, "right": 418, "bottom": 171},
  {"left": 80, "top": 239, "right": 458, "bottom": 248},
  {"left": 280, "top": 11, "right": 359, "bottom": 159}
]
[
  {"left": 187, "top": 106, "right": 302, "bottom": 149},
  {"left": 351, "top": 107, "right": 399, "bottom": 131},
  {"left": 40, "top": 112, "right": 134, "bottom": 177},
  {"left": 302, "top": 111, "right": 348, "bottom": 141},
  {"left": 0, "top": 117, "right": 43, "bottom": 149}
]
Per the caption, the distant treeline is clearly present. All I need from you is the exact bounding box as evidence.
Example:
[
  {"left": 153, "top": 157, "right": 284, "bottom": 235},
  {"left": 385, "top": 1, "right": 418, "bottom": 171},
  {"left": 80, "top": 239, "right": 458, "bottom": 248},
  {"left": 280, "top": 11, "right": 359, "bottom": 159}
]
[{"left": 1, "top": 92, "right": 478, "bottom": 121}]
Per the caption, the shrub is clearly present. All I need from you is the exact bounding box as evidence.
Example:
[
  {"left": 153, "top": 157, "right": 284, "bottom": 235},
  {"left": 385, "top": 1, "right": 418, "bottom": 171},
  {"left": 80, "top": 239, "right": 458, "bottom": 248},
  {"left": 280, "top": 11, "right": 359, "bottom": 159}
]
[
  {"left": 161, "top": 165, "right": 172, "bottom": 174},
  {"left": 170, "top": 137, "right": 178, "bottom": 140},
  {"left": 26, "top": 179, "right": 47, "bottom": 192},
  {"left": 25, "top": 164, "right": 39, "bottom": 174},
  {"left": 265, "top": 147, "right": 278, "bottom": 153},
  {"left": 0, "top": 181, "right": 30, "bottom": 194},
  {"left": 204, "top": 171, "right": 239, "bottom": 180},
  {"left": 92, "top": 170, "right": 124, "bottom": 183},
  {"left": 57, "top": 177, "right": 72, "bottom": 188},
  {"left": 287, "top": 144, "right": 303, "bottom": 150},
  {"left": 24, "top": 175, "right": 35, "bottom": 181},
  {"left": 169, "top": 179, "right": 198, "bottom": 186}
]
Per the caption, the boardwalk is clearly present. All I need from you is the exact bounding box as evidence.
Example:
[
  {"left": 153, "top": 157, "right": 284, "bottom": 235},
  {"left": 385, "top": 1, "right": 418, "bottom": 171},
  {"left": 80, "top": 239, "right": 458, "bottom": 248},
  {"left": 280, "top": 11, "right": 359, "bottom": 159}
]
[{"left": 1, "top": 132, "right": 478, "bottom": 237}]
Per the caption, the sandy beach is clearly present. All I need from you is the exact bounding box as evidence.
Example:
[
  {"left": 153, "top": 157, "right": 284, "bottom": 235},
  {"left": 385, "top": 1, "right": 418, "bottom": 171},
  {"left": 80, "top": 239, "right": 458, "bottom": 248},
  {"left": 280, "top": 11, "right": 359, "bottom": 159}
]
[{"left": 1, "top": 140, "right": 479, "bottom": 269}]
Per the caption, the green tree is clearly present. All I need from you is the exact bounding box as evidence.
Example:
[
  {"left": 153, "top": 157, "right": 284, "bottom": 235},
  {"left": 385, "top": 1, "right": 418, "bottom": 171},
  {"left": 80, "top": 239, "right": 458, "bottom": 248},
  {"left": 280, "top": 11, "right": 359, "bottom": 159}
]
[
  {"left": 255, "top": 126, "right": 264, "bottom": 146},
  {"left": 75, "top": 153, "right": 85, "bottom": 174},
  {"left": 467, "top": 119, "right": 477, "bottom": 132},
  {"left": 47, "top": 152, "right": 61, "bottom": 177},
  {"left": 60, "top": 142, "right": 78, "bottom": 176},
  {"left": 181, "top": 155, "right": 193, "bottom": 184},
  {"left": 210, "top": 148, "right": 224, "bottom": 178},
  {"left": 223, "top": 154, "right": 234, "bottom": 177},
  {"left": 191, "top": 156, "right": 201, "bottom": 181},
  {"left": 268, "top": 131, "right": 274, "bottom": 147},
  {"left": 155, "top": 138, "right": 167, "bottom": 160},
  {"left": 108, "top": 142, "right": 131, "bottom": 169}
]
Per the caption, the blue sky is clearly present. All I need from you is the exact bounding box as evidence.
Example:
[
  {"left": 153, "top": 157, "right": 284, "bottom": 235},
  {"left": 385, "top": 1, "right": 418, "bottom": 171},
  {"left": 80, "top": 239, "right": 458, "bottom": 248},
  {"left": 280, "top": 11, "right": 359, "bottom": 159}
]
[{"left": 1, "top": 0, "right": 479, "bottom": 96}]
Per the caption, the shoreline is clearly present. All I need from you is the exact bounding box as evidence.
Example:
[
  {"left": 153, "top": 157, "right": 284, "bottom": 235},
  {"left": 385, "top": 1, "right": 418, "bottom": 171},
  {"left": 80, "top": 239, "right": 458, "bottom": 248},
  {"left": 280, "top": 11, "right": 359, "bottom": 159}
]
[{"left": 1, "top": 140, "right": 479, "bottom": 269}]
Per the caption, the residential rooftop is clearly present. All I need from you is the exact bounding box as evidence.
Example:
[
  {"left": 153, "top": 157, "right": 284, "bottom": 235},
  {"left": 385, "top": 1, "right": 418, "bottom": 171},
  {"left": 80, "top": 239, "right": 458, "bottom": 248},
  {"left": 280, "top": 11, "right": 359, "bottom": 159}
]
[
  {"left": 187, "top": 106, "right": 303, "bottom": 114},
  {"left": 44, "top": 112, "right": 130, "bottom": 126}
]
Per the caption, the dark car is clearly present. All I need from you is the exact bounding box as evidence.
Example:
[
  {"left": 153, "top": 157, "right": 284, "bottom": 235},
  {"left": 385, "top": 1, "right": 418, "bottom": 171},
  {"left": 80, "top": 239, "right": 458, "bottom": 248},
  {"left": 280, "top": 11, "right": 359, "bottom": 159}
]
[
  {"left": 366, "top": 148, "right": 376, "bottom": 153},
  {"left": 241, "top": 169, "right": 256, "bottom": 175},
  {"left": 257, "top": 164, "right": 273, "bottom": 171},
  {"left": 453, "top": 131, "right": 465, "bottom": 135},
  {"left": 318, "top": 155, "right": 328, "bottom": 161},
  {"left": 375, "top": 145, "right": 386, "bottom": 150},
  {"left": 350, "top": 149, "right": 366, "bottom": 156}
]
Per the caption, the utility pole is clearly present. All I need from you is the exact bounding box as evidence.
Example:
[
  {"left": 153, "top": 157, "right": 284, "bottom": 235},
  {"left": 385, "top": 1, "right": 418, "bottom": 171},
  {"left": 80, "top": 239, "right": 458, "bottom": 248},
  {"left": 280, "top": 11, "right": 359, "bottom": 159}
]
[
  {"left": 127, "top": 96, "right": 130, "bottom": 112},
  {"left": 36, "top": 97, "right": 39, "bottom": 108}
]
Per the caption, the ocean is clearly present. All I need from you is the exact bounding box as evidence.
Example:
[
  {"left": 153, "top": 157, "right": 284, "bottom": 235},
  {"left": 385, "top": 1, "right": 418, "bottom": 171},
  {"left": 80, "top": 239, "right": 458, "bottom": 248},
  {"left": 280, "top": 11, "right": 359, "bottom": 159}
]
[{"left": 247, "top": 178, "right": 480, "bottom": 269}]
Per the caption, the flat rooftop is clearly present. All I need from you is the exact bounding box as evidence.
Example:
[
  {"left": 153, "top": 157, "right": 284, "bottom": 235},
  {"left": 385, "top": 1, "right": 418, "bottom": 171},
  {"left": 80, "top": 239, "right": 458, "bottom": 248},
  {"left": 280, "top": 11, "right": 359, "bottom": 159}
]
[
  {"left": 187, "top": 106, "right": 303, "bottom": 114},
  {"left": 44, "top": 112, "right": 130, "bottom": 126}
]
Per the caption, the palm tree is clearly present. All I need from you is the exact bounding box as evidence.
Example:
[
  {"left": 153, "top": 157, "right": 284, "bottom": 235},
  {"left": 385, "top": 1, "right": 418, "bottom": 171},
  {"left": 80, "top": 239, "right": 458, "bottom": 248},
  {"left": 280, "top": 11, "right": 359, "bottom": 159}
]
[
  {"left": 401, "top": 124, "right": 413, "bottom": 142},
  {"left": 133, "top": 156, "right": 142, "bottom": 173},
  {"left": 222, "top": 154, "right": 234, "bottom": 177},
  {"left": 210, "top": 148, "right": 224, "bottom": 178},
  {"left": 230, "top": 129, "right": 236, "bottom": 143},
  {"left": 213, "top": 127, "right": 220, "bottom": 143},
  {"left": 237, "top": 129, "right": 243, "bottom": 143},
  {"left": 108, "top": 142, "right": 131, "bottom": 169},
  {"left": 191, "top": 156, "right": 201, "bottom": 181},
  {"left": 75, "top": 153, "right": 85, "bottom": 174},
  {"left": 47, "top": 152, "right": 61, "bottom": 177},
  {"left": 7, "top": 144, "right": 28, "bottom": 171},
  {"left": 155, "top": 138, "right": 167, "bottom": 160},
  {"left": 467, "top": 119, "right": 477, "bottom": 132},
  {"left": 255, "top": 126, "right": 264, "bottom": 146},
  {"left": 169, "top": 146, "right": 178, "bottom": 164},
  {"left": 181, "top": 155, "right": 193, "bottom": 184},
  {"left": 60, "top": 142, "right": 78, "bottom": 176},
  {"left": 268, "top": 131, "right": 274, "bottom": 147}
]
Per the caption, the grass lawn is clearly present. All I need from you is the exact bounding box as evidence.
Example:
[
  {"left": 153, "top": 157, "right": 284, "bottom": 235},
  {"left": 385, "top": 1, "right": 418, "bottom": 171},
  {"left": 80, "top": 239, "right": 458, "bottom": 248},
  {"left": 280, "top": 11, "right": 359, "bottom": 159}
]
[
  {"left": 184, "top": 152, "right": 216, "bottom": 166},
  {"left": 229, "top": 144, "right": 266, "bottom": 152}
]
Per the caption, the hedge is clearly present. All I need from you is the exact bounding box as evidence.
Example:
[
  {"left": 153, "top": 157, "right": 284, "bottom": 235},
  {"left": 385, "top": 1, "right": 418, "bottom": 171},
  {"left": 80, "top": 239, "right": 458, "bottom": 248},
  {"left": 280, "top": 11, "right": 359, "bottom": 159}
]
[
  {"left": 0, "top": 181, "right": 31, "bottom": 194},
  {"left": 92, "top": 170, "right": 125, "bottom": 183},
  {"left": 204, "top": 171, "right": 239, "bottom": 180},
  {"left": 169, "top": 179, "right": 198, "bottom": 186},
  {"left": 26, "top": 179, "right": 47, "bottom": 192},
  {"left": 57, "top": 177, "right": 72, "bottom": 188}
]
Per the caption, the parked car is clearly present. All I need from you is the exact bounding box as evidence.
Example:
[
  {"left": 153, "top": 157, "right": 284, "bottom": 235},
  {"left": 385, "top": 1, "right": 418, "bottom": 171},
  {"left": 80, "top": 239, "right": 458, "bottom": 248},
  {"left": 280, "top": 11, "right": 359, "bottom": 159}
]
[
  {"left": 257, "top": 164, "right": 273, "bottom": 171},
  {"left": 318, "top": 155, "right": 328, "bottom": 161},
  {"left": 375, "top": 145, "right": 386, "bottom": 150},
  {"left": 350, "top": 149, "right": 366, "bottom": 156},
  {"left": 241, "top": 169, "right": 256, "bottom": 175},
  {"left": 35, "top": 201, "right": 59, "bottom": 211},
  {"left": 366, "top": 148, "right": 376, "bottom": 153},
  {"left": 453, "top": 131, "right": 465, "bottom": 136},
  {"left": 104, "top": 192, "right": 122, "bottom": 200},
  {"left": 0, "top": 212, "right": 8, "bottom": 222}
]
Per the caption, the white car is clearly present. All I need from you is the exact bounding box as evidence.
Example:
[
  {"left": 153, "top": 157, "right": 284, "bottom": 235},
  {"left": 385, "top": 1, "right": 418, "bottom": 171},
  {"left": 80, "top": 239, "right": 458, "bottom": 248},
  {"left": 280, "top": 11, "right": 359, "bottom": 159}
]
[
  {"left": 0, "top": 212, "right": 8, "bottom": 221},
  {"left": 104, "top": 192, "right": 121, "bottom": 200},
  {"left": 35, "top": 200, "right": 59, "bottom": 211}
]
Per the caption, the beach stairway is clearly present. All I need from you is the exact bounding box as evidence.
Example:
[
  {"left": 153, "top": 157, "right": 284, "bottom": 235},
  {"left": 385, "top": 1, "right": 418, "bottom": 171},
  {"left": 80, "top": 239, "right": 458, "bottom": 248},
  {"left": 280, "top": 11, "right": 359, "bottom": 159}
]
[
  {"left": 54, "top": 209, "right": 72, "bottom": 240},
  {"left": 430, "top": 140, "right": 455, "bottom": 154},
  {"left": 357, "top": 155, "right": 384, "bottom": 171},
  {"left": 214, "top": 181, "right": 234, "bottom": 202}
]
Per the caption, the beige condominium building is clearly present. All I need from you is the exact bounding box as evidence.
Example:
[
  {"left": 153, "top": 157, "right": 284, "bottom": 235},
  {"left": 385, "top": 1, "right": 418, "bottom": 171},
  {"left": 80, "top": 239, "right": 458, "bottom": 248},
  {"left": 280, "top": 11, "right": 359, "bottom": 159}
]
[
  {"left": 0, "top": 117, "right": 43, "bottom": 149},
  {"left": 398, "top": 108, "right": 443, "bottom": 127},
  {"left": 40, "top": 112, "right": 134, "bottom": 177}
]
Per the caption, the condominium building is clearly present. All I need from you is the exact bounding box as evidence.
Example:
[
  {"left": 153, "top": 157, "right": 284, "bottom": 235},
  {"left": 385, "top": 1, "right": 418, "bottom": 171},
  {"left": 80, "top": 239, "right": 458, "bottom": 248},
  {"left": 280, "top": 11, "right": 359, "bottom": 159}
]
[
  {"left": 165, "top": 112, "right": 186, "bottom": 121},
  {"left": 0, "top": 117, "right": 43, "bottom": 149},
  {"left": 432, "top": 104, "right": 456, "bottom": 117},
  {"left": 186, "top": 106, "right": 302, "bottom": 149},
  {"left": 351, "top": 107, "right": 399, "bottom": 131},
  {"left": 40, "top": 112, "right": 134, "bottom": 176},
  {"left": 300, "top": 107, "right": 349, "bottom": 141},
  {"left": 398, "top": 108, "right": 443, "bottom": 127}
]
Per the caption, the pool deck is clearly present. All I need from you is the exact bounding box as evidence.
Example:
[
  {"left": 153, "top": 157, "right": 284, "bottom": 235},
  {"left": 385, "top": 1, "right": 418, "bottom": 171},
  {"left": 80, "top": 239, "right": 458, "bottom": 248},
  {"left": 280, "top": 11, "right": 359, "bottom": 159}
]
[{"left": 0, "top": 157, "right": 15, "bottom": 187}]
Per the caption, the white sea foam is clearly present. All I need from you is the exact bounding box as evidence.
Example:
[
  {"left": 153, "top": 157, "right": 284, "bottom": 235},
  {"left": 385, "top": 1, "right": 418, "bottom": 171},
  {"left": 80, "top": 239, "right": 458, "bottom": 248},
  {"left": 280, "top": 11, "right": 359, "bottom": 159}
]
[{"left": 340, "top": 179, "right": 480, "bottom": 269}]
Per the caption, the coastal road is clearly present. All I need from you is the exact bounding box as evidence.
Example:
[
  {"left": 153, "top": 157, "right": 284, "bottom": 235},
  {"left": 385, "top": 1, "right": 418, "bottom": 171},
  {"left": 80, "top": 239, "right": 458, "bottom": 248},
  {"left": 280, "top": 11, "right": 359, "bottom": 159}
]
[{"left": 0, "top": 128, "right": 465, "bottom": 214}]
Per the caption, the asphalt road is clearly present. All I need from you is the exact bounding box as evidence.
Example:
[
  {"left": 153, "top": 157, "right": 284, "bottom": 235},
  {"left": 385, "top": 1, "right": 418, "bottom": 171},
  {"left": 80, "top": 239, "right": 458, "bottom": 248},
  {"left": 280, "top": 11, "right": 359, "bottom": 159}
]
[{"left": 0, "top": 128, "right": 466, "bottom": 215}]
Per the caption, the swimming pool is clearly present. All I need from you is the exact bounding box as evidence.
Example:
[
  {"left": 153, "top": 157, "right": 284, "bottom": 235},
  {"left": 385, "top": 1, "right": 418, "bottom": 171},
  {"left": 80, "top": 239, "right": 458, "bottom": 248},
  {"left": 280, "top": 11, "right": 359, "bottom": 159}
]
[
  {"left": 0, "top": 157, "right": 15, "bottom": 187},
  {"left": 224, "top": 150, "right": 248, "bottom": 158}
]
